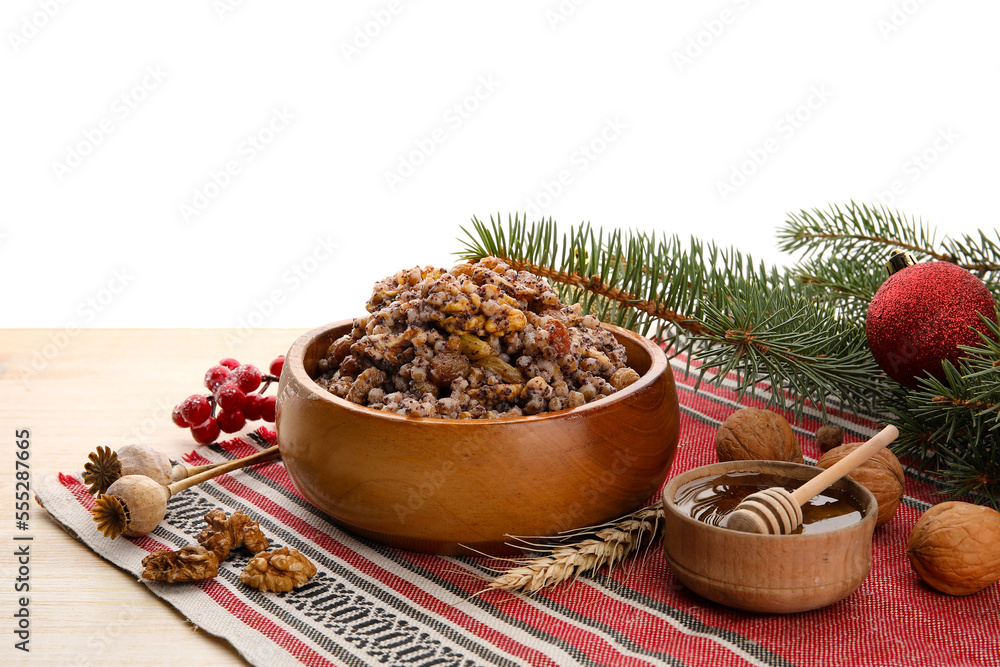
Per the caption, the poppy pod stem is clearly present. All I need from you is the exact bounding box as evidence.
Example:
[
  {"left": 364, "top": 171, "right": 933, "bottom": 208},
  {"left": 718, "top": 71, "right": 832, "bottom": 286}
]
[{"left": 167, "top": 446, "right": 280, "bottom": 496}]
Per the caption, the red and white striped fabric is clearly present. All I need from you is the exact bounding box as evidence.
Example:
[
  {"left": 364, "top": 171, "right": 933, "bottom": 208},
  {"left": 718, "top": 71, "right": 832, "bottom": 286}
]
[{"left": 37, "top": 357, "right": 1000, "bottom": 667}]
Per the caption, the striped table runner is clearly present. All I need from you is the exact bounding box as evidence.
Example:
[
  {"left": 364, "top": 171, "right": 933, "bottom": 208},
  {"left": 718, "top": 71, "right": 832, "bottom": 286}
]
[{"left": 36, "top": 358, "right": 1000, "bottom": 667}]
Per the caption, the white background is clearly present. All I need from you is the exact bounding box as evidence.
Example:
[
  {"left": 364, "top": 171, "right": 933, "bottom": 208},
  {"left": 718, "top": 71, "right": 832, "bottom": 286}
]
[{"left": 2, "top": 0, "right": 996, "bottom": 329}]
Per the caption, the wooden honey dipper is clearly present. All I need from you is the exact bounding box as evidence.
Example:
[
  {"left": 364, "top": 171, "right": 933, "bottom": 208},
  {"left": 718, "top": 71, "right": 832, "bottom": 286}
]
[{"left": 725, "top": 425, "right": 899, "bottom": 534}]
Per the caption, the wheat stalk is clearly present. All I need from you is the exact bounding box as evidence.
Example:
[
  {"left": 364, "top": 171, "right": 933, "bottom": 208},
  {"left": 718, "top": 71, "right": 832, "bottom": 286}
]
[{"left": 482, "top": 504, "right": 664, "bottom": 595}]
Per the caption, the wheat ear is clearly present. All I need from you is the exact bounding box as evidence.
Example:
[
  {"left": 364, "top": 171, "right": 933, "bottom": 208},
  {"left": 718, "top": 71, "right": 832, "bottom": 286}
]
[{"left": 483, "top": 504, "right": 664, "bottom": 595}]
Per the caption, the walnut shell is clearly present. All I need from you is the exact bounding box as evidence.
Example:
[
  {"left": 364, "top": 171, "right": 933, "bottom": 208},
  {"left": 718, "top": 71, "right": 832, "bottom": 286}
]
[
  {"left": 816, "top": 442, "right": 904, "bottom": 526},
  {"left": 715, "top": 408, "right": 803, "bottom": 464},
  {"left": 906, "top": 501, "right": 1000, "bottom": 596}
]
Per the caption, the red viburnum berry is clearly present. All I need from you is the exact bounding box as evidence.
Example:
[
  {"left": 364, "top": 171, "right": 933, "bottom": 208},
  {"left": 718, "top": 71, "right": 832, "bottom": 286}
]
[
  {"left": 260, "top": 396, "right": 277, "bottom": 423},
  {"left": 232, "top": 364, "right": 262, "bottom": 393},
  {"left": 241, "top": 393, "right": 263, "bottom": 421},
  {"left": 179, "top": 394, "right": 211, "bottom": 426},
  {"left": 215, "top": 382, "right": 245, "bottom": 411},
  {"left": 204, "top": 365, "right": 231, "bottom": 392},
  {"left": 191, "top": 417, "right": 221, "bottom": 444},
  {"left": 171, "top": 404, "right": 189, "bottom": 428},
  {"left": 216, "top": 409, "right": 246, "bottom": 434}
]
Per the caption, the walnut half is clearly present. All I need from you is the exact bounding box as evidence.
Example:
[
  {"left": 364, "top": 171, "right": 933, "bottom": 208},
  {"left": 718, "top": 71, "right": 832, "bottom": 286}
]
[
  {"left": 198, "top": 509, "right": 269, "bottom": 561},
  {"left": 141, "top": 545, "right": 219, "bottom": 583},
  {"left": 240, "top": 547, "right": 317, "bottom": 593}
]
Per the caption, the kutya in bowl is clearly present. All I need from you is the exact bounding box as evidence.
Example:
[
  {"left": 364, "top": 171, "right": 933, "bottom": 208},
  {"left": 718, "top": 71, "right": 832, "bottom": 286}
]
[
  {"left": 661, "top": 460, "right": 878, "bottom": 614},
  {"left": 276, "top": 319, "right": 680, "bottom": 555}
]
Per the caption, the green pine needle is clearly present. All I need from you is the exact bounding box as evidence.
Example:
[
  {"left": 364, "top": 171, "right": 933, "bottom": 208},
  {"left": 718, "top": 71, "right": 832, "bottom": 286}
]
[
  {"left": 779, "top": 201, "right": 941, "bottom": 262},
  {"left": 458, "top": 213, "right": 878, "bottom": 421},
  {"left": 455, "top": 206, "right": 1000, "bottom": 507}
]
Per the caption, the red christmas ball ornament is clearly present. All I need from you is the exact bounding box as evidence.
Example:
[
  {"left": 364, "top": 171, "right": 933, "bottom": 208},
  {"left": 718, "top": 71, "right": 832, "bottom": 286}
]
[{"left": 866, "top": 251, "right": 998, "bottom": 387}]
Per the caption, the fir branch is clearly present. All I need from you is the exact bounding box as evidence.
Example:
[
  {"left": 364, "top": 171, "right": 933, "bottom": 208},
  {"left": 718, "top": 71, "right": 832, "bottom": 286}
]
[
  {"left": 796, "top": 268, "right": 875, "bottom": 303},
  {"left": 935, "top": 431, "right": 1000, "bottom": 508},
  {"left": 460, "top": 215, "right": 725, "bottom": 337},
  {"left": 947, "top": 316, "right": 1000, "bottom": 425},
  {"left": 905, "top": 363, "right": 988, "bottom": 442},
  {"left": 780, "top": 202, "right": 1000, "bottom": 286},
  {"left": 693, "top": 275, "right": 882, "bottom": 418},
  {"left": 779, "top": 202, "right": 940, "bottom": 262},
  {"left": 458, "top": 213, "right": 882, "bottom": 419},
  {"left": 492, "top": 255, "right": 710, "bottom": 337},
  {"left": 941, "top": 230, "right": 1000, "bottom": 278},
  {"left": 884, "top": 337, "right": 1000, "bottom": 506},
  {"left": 884, "top": 391, "right": 946, "bottom": 477},
  {"left": 789, "top": 256, "right": 884, "bottom": 324},
  {"left": 456, "top": 206, "right": 1000, "bottom": 504},
  {"left": 930, "top": 394, "right": 996, "bottom": 414}
]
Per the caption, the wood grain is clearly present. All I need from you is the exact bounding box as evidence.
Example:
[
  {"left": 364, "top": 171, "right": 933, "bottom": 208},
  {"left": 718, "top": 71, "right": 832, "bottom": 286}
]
[
  {"left": 0, "top": 328, "right": 302, "bottom": 666},
  {"left": 661, "top": 460, "right": 878, "bottom": 614},
  {"left": 727, "top": 426, "right": 898, "bottom": 535},
  {"left": 277, "top": 321, "right": 681, "bottom": 555}
]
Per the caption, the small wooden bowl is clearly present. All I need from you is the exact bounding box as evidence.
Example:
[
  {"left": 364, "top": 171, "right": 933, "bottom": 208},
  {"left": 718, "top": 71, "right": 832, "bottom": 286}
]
[
  {"left": 277, "top": 319, "right": 680, "bottom": 555},
  {"left": 661, "top": 461, "right": 877, "bottom": 614}
]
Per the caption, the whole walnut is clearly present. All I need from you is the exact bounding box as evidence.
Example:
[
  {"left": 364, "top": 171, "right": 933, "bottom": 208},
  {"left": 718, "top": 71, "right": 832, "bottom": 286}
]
[
  {"left": 715, "top": 408, "right": 803, "bottom": 464},
  {"left": 815, "top": 425, "right": 844, "bottom": 453},
  {"left": 906, "top": 501, "right": 1000, "bottom": 596},
  {"left": 816, "top": 442, "right": 904, "bottom": 526}
]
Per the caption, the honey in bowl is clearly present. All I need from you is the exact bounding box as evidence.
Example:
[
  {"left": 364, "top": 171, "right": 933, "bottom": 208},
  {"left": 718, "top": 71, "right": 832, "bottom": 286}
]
[{"left": 673, "top": 470, "right": 865, "bottom": 534}]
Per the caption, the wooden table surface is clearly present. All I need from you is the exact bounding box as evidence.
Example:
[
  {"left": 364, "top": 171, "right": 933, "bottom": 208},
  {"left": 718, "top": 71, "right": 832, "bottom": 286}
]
[{"left": 1, "top": 328, "right": 306, "bottom": 667}]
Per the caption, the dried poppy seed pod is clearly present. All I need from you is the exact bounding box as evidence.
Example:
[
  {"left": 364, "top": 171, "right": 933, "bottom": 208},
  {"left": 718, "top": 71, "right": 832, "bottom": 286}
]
[
  {"left": 93, "top": 475, "right": 170, "bottom": 539},
  {"left": 83, "top": 444, "right": 221, "bottom": 495},
  {"left": 118, "top": 444, "right": 219, "bottom": 484},
  {"left": 117, "top": 444, "right": 173, "bottom": 485},
  {"left": 83, "top": 445, "right": 123, "bottom": 495},
  {"left": 91, "top": 446, "right": 280, "bottom": 540}
]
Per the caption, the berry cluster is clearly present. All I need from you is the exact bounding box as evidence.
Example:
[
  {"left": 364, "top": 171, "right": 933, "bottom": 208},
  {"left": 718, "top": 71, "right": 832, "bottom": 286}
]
[{"left": 172, "top": 356, "right": 285, "bottom": 444}]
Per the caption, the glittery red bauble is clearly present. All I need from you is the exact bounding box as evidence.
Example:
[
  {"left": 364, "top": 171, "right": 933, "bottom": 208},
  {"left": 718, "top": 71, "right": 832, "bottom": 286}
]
[{"left": 866, "top": 261, "right": 997, "bottom": 387}]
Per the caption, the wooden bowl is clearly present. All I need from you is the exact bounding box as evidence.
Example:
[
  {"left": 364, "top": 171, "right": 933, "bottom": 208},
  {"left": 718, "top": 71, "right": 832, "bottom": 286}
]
[
  {"left": 661, "top": 461, "right": 878, "bottom": 614},
  {"left": 276, "top": 319, "right": 680, "bottom": 555}
]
